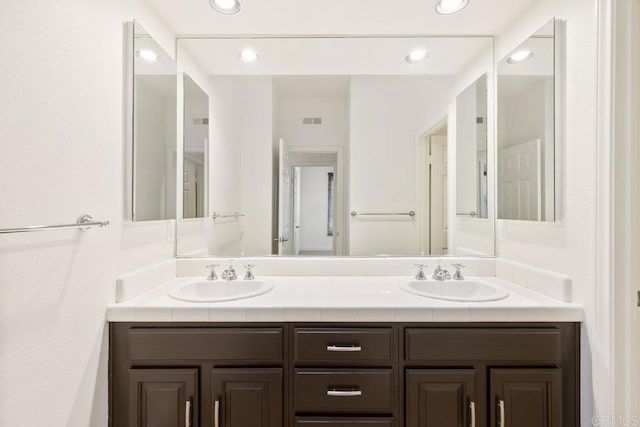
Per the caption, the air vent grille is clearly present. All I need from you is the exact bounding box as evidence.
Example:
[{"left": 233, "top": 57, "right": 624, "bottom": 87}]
[{"left": 303, "top": 117, "right": 323, "bottom": 125}]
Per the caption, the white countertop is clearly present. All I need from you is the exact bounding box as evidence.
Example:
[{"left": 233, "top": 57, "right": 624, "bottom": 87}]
[{"left": 106, "top": 276, "right": 583, "bottom": 323}]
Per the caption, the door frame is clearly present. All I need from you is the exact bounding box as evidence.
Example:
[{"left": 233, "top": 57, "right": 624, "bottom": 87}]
[
  {"left": 416, "top": 117, "right": 448, "bottom": 256},
  {"left": 286, "top": 146, "right": 345, "bottom": 256}
]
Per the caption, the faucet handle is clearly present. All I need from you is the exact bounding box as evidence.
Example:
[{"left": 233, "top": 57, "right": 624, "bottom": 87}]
[
  {"left": 414, "top": 263, "right": 427, "bottom": 280},
  {"left": 206, "top": 264, "right": 219, "bottom": 281},
  {"left": 243, "top": 264, "right": 255, "bottom": 281},
  {"left": 452, "top": 263, "right": 466, "bottom": 280}
]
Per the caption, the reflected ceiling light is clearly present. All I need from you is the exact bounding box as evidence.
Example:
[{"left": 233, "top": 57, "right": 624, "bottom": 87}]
[
  {"left": 238, "top": 48, "right": 261, "bottom": 64},
  {"left": 135, "top": 49, "right": 159, "bottom": 62},
  {"left": 209, "top": 0, "right": 241, "bottom": 15},
  {"left": 507, "top": 50, "right": 534, "bottom": 64},
  {"left": 405, "top": 49, "right": 428, "bottom": 64},
  {"left": 435, "top": 0, "right": 469, "bottom": 15}
]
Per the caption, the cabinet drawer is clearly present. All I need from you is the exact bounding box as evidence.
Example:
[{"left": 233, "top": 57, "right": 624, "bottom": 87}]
[
  {"left": 296, "top": 417, "right": 394, "bottom": 427},
  {"left": 294, "top": 328, "right": 393, "bottom": 365},
  {"left": 128, "top": 328, "right": 283, "bottom": 362},
  {"left": 295, "top": 369, "right": 393, "bottom": 413},
  {"left": 405, "top": 328, "right": 561, "bottom": 363}
]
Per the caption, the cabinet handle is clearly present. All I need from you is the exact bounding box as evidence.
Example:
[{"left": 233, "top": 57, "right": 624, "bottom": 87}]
[
  {"left": 470, "top": 401, "right": 476, "bottom": 427},
  {"left": 498, "top": 400, "right": 505, "bottom": 427},
  {"left": 326, "top": 344, "right": 362, "bottom": 352},
  {"left": 185, "top": 399, "right": 192, "bottom": 427},
  {"left": 327, "top": 388, "right": 362, "bottom": 397},
  {"left": 214, "top": 400, "right": 220, "bottom": 427}
]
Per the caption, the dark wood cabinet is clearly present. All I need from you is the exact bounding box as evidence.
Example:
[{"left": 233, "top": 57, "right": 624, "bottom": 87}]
[
  {"left": 490, "top": 369, "right": 562, "bottom": 427},
  {"left": 110, "top": 322, "right": 578, "bottom": 427},
  {"left": 405, "top": 369, "right": 476, "bottom": 427},
  {"left": 128, "top": 369, "right": 198, "bottom": 427},
  {"left": 212, "top": 368, "right": 283, "bottom": 427}
]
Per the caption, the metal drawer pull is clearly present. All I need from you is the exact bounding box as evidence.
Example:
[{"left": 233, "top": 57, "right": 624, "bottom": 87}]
[
  {"left": 470, "top": 401, "right": 476, "bottom": 427},
  {"left": 185, "top": 399, "right": 192, "bottom": 427},
  {"left": 327, "top": 388, "right": 362, "bottom": 397},
  {"left": 214, "top": 400, "right": 220, "bottom": 427},
  {"left": 499, "top": 400, "right": 505, "bottom": 427},
  {"left": 326, "top": 344, "right": 362, "bottom": 352}
]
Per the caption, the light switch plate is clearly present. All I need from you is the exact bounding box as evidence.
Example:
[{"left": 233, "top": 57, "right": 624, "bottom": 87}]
[
  {"left": 497, "top": 220, "right": 507, "bottom": 242},
  {"left": 167, "top": 221, "right": 175, "bottom": 242}
]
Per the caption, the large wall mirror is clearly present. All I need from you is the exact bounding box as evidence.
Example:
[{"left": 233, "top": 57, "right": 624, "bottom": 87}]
[
  {"left": 175, "top": 36, "right": 495, "bottom": 257},
  {"left": 127, "top": 22, "right": 177, "bottom": 222},
  {"left": 497, "top": 19, "right": 563, "bottom": 222}
]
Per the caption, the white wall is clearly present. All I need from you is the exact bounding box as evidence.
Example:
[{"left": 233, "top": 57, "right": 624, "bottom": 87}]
[
  {"left": 493, "top": 0, "right": 598, "bottom": 420},
  {"left": 299, "top": 167, "right": 334, "bottom": 251},
  {"left": 277, "top": 97, "right": 349, "bottom": 149},
  {"left": 0, "top": 1, "right": 179, "bottom": 426},
  {"left": 349, "top": 75, "right": 455, "bottom": 255}
]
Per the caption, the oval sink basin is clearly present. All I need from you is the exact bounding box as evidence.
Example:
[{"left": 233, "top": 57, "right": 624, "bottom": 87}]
[
  {"left": 168, "top": 280, "right": 274, "bottom": 303},
  {"left": 400, "top": 279, "right": 509, "bottom": 302}
]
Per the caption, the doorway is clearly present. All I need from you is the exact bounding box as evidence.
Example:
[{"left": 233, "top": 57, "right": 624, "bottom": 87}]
[{"left": 420, "top": 123, "right": 448, "bottom": 255}]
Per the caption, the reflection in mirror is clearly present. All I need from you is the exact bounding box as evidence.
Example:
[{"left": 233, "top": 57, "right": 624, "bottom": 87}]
[
  {"left": 497, "top": 19, "right": 558, "bottom": 221},
  {"left": 182, "top": 74, "right": 209, "bottom": 219},
  {"left": 456, "top": 74, "right": 488, "bottom": 219},
  {"left": 132, "top": 22, "right": 177, "bottom": 221},
  {"left": 176, "top": 36, "right": 494, "bottom": 257}
]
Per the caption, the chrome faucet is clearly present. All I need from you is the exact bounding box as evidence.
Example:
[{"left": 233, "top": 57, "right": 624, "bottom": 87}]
[
  {"left": 206, "top": 264, "right": 219, "bottom": 281},
  {"left": 221, "top": 260, "right": 238, "bottom": 281},
  {"left": 414, "top": 263, "right": 428, "bottom": 280},
  {"left": 432, "top": 262, "right": 451, "bottom": 281},
  {"left": 452, "top": 263, "right": 466, "bottom": 280},
  {"left": 244, "top": 264, "right": 255, "bottom": 281}
]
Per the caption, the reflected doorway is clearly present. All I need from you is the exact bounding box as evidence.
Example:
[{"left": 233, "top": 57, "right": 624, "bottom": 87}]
[{"left": 421, "top": 123, "right": 448, "bottom": 255}]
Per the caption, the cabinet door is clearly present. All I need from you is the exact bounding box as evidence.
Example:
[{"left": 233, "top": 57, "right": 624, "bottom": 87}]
[
  {"left": 490, "top": 369, "right": 562, "bottom": 427},
  {"left": 212, "top": 368, "right": 282, "bottom": 427},
  {"left": 406, "top": 369, "right": 476, "bottom": 427},
  {"left": 128, "top": 369, "right": 198, "bottom": 427}
]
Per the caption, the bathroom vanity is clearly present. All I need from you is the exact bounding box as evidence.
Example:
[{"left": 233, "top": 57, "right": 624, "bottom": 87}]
[{"left": 109, "top": 321, "right": 578, "bottom": 427}]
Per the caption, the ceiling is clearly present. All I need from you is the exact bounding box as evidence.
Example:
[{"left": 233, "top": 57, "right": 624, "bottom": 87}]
[
  {"left": 179, "top": 37, "right": 492, "bottom": 75},
  {"left": 146, "top": 0, "right": 538, "bottom": 36}
]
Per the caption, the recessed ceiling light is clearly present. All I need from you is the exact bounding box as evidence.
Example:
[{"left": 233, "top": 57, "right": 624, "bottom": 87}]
[
  {"left": 209, "top": 0, "right": 241, "bottom": 15},
  {"left": 435, "top": 0, "right": 469, "bottom": 15},
  {"left": 406, "top": 49, "right": 428, "bottom": 64},
  {"left": 238, "top": 49, "right": 261, "bottom": 64},
  {"left": 135, "top": 49, "right": 159, "bottom": 62},
  {"left": 507, "top": 50, "right": 534, "bottom": 64}
]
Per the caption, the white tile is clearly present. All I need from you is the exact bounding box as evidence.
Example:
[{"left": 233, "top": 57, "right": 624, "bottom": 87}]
[
  {"left": 246, "top": 308, "right": 284, "bottom": 321},
  {"left": 134, "top": 308, "right": 172, "bottom": 321},
  {"left": 545, "top": 307, "right": 583, "bottom": 322},
  {"left": 321, "top": 308, "right": 359, "bottom": 322},
  {"left": 544, "top": 274, "right": 573, "bottom": 302},
  {"left": 106, "top": 307, "right": 135, "bottom": 321},
  {"left": 394, "top": 308, "right": 434, "bottom": 322},
  {"left": 288, "top": 258, "right": 368, "bottom": 276},
  {"left": 528, "top": 268, "right": 547, "bottom": 294},
  {"left": 117, "top": 259, "right": 176, "bottom": 302},
  {"left": 172, "top": 308, "right": 209, "bottom": 321},
  {"left": 507, "top": 307, "right": 546, "bottom": 322},
  {"left": 433, "top": 307, "right": 470, "bottom": 322},
  {"left": 367, "top": 258, "right": 427, "bottom": 277},
  {"left": 469, "top": 307, "right": 508, "bottom": 322},
  {"left": 512, "top": 263, "right": 530, "bottom": 288},
  {"left": 209, "top": 308, "right": 247, "bottom": 322},
  {"left": 496, "top": 259, "right": 514, "bottom": 282},
  {"left": 284, "top": 308, "right": 322, "bottom": 321},
  {"left": 477, "top": 259, "right": 497, "bottom": 277},
  {"left": 358, "top": 308, "right": 395, "bottom": 322}
]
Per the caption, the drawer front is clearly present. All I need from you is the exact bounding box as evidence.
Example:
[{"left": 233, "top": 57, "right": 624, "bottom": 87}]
[
  {"left": 294, "top": 328, "right": 393, "bottom": 365},
  {"left": 296, "top": 417, "right": 394, "bottom": 427},
  {"left": 295, "top": 369, "right": 393, "bottom": 413},
  {"left": 128, "top": 328, "right": 283, "bottom": 362},
  {"left": 405, "top": 328, "right": 561, "bottom": 363}
]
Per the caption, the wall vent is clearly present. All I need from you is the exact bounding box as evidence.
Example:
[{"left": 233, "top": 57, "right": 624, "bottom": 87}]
[
  {"left": 193, "top": 118, "right": 209, "bottom": 125},
  {"left": 303, "top": 117, "right": 323, "bottom": 125}
]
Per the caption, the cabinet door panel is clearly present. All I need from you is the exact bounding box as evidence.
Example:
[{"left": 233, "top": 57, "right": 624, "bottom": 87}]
[
  {"left": 405, "top": 369, "right": 476, "bottom": 427},
  {"left": 128, "top": 369, "right": 198, "bottom": 427},
  {"left": 296, "top": 417, "right": 394, "bottom": 426},
  {"left": 212, "top": 368, "right": 282, "bottom": 427},
  {"left": 491, "top": 369, "right": 562, "bottom": 427}
]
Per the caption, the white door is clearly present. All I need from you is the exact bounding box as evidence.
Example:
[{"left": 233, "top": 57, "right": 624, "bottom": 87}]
[
  {"left": 183, "top": 159, "right": 197, "bottom": 219},
  {"left": 292, "top": 167, "right": 301, "bottom": 255},
  {"left": 498, "top": 139, "right": 542, "bottom": 221},
  {"left": 429, "top": 135, "right": 448, "bottom": 254},
  {"left": 277, "top": 139, "right": 291, "bottom": 254}
]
